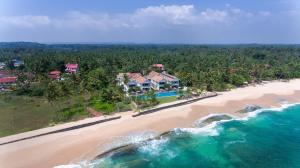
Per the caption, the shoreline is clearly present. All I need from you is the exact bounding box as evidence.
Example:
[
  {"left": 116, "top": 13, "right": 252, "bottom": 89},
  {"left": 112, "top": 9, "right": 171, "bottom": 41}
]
[
  {"left": 1, "top": 79, "right": 300, "bottom": 168},
  {"left": 94, "top": 113, "right": 237, "bottom": 160}
]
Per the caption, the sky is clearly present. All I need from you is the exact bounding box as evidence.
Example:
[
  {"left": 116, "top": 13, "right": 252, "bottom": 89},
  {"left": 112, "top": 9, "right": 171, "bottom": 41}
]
[{"left": 0, "top": 0, "right": 300, "bottom": 44}]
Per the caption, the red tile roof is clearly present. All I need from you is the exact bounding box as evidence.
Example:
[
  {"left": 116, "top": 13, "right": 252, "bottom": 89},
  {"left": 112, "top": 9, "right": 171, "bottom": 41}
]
[
  {"left": 66, "top": 63, "right": 78, "bottom": 69},
  {"left": 49, "top": 71, "right": 61, "bottom": 75},
  {"left": 148, "top": 71, "right": 160, "bottom": 78},
  {"left": 126, "top": 73, "right": 148, "bottom": 84},
  {"left": 148, "top": 71, "right": 165, "bottom": 82},
  {"left": 0, "top": 70, "right": 15, "bottom": 76},
  {"left": 162, "top": 73, "right": 176, "bottom": 82},
  {"left": 153, "top": 64, "right": 164, "bottom": 68},
  {"left": 126, "top": 73, "right": 142, "bottom": 79},
  {"left": 151, "top": 75, "right": 164, "bottom": 83},
  {"left": 0, "top": 77, "right": 17, "bottom": 83},
  {"left": 135, "top": 76, "right": 147, "bottom": 84},
  {"left": 48, "top": 71, "right": 61, "bottom": 79}
]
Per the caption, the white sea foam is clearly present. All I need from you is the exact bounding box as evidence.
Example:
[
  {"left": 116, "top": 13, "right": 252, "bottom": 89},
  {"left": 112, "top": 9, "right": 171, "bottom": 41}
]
[
  {"left": 173, "top": 113, "right": 235, "bottom": 136},
  {"left": 173, "top": 103, "right": 300, "bottom": 137},
  {"left": 239, "top": 102, "right": 300, "bottom": 121},
  {"left": 101, "top": 130, "right": 158, "bottom": 152},
  {"left": 53, "top": 165, "right": 78, "bottom": 168},
  {"left": 55, "top": 103, "right": 300, "bottom": 168},
  {"left": 224, "top": 139, "right": 246, "bottom": 148},
  {"left": 138, "top": 136, "right": 169, "bottom": 156}
]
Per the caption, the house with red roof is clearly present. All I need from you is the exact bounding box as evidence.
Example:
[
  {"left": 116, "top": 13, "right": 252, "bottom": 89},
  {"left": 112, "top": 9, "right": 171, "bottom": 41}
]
[
  {"left": 152, "top": 64, "right": 165, "bottom": 71},
  {"left": 65, "top": 63, "right": 78, "bottom": 74},
  {"left": 147, "top": 71, "right": 166, "bottom": 90},
  {"left": 117, "top": 64, "right": 179, "bottom": 93},
  {"left": 117, "top": 72, "right": 151, "bottom": 92},
  {"left": 161, "top": 72, "right": 180, "bottom": 89},
  {"left": 48, "top": 70, "right": 61, "bottom": 80},
  {"left": 0, "top": 76, "right": 17, "bottom": 90},
  {"left": 147, "top": 71, "right": 179, "bottom": 90}
]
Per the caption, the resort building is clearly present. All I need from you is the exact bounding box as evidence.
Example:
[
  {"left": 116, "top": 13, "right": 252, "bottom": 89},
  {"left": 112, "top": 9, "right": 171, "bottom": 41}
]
[
  {"left": 0, "top": 76, "right": 17, "bottom": 90},
  {"left": 161, "top": 72, "right": 180, "bottom": 89},
  {"left": 48, "top": 70, "right": 61, "bottom": 80},
  {"left": 65, "top": 63, "right": 79, "bottom": 74},
  {"left": 117, "top": 73, "right": 151, "bottom": 92},
  {"left": 147, "top": 71, "right": 167, "bottom": 90},
  {"left": 147, "top": 71, "right": 180, "bottom": 90},
  {"left": 117, "top": 69, "right": 180, "bottom": 92}
]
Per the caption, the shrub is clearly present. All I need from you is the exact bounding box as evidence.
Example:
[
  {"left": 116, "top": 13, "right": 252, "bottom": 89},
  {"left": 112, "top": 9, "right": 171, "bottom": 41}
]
[
  {"left": 92, "top": 101, "right": 115, "bottom": 115},
  {"left": 53, "top": 104, "right": 87, "bottom": 122}
]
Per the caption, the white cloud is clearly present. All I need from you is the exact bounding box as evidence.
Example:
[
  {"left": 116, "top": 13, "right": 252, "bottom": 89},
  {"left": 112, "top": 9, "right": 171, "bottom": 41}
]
[
  {"left": 54, "top": 11, "right": 129, "bottom": 30},
  {"left": 2, "top": 4, "right": 290, "bottom": 43},
  {"left": 134, "top": 5, "right": 196, "bottom": 25},
  {"left": 258, "top": 11, "right": 272, "bottom": 16},
  {"left": 199, "top": 9, "right": 229, "bottom": 23},
  {"left": 0, "top": 15, "right": 50, "bottom": 28},
  {"left": 0, "top": 4, "right": 268, "bottom": 30}
]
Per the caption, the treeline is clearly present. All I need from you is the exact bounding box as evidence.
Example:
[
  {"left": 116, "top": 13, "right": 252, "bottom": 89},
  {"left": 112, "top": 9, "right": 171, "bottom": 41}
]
[
  {"left": 1, "top": 44, "right": 300, "bottom": 99},
  {"left": 0, "top": 44, "right": 300, "bottom": 120},
  {"left": 2, "top": 44, "right": 300, "bottom": 86}
]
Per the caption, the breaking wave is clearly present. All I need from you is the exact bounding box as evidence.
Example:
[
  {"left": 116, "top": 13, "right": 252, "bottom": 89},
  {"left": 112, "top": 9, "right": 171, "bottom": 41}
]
[{"left": 55, "top": 102, "right": 300, "bottom": 168}]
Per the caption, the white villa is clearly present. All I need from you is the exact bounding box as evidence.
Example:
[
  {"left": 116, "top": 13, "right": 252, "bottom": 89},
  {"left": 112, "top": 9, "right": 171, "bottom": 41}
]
[
  {"left": 147, "top": 71, "right": 179, "bottom": 90},
  {"left": 117, "top": 73, "right": 151, "bottom": 92},
  {"left": 117, "top": 67, "right": 179, "bottom": 92}
]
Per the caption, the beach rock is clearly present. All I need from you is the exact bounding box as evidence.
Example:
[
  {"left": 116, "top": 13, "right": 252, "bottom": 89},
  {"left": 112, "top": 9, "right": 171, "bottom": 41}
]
[
  {"left": 239, "top": 105, "right": 262, "bottom": 113},
  {"left": 195, "top": 115, "right": 233, "bottom": 127}
]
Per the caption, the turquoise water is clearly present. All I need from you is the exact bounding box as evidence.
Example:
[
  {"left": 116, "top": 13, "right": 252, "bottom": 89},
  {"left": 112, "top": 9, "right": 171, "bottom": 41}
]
[
  {"left": 139, "top": 91, "right": 177, "bottom": 99},
  {"left": 156, "top": 91, "right": 177, "bottom": 98},
  {"left": 90, "top": 104, "right": 300, "bottom": 168}
]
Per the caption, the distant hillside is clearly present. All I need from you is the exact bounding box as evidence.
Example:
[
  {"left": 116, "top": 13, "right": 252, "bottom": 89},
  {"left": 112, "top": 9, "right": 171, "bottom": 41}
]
[
  {"left": 0, "top": 42, "right": 47, "bottom": 49},
  {"left": 0, "top": 42, "right": 299, "bottom": 50}
]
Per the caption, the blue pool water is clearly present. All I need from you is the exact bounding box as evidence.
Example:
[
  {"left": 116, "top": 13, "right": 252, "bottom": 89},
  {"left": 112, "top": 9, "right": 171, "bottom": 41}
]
[
  {"left": 155, "top": 91, "right": 177, "bottom": 98},
  {"left": 138, "top": 91, "right": 177, "bottom": 99}
]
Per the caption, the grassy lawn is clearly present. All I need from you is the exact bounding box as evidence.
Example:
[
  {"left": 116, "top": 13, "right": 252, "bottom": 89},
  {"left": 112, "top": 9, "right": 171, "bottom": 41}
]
[
  {"left": 0, "top": 93, "right": 175, "bottom": 137},
  {"left": 0, "top": 93, "right": 89, "bottom": 137},
  {"left": 0, "top": 93, "right": 56, "bottom": 137},
  {"left": 91, "top": 101, "right": 132, "bottom": 115},
  {"left": 158, "top": 96, "right": 177, "bottom": 104}
]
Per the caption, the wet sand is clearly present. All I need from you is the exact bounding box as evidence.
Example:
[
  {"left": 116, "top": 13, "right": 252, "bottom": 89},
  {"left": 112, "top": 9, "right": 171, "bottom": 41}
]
[{"left": 1, "top": 80, "right": 300, "bottom": 168}]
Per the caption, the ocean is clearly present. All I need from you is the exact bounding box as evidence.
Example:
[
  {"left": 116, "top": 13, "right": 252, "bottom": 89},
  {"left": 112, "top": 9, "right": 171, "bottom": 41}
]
[{"left": 60, "top": 103, "right": 300, "bottom": 168}]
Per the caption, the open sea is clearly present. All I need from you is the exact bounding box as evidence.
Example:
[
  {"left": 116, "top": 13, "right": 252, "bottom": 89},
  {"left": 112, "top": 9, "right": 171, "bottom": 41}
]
[{"left": 59, "top": 103, "right": 300, "bottom": 168}]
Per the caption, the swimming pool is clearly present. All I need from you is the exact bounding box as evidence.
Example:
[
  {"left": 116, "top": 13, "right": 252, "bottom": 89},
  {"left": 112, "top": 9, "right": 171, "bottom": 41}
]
[
  {"left": 155, "top": 91, "right": 177, "bottom": 98},
  {"left": 138, "top": 91, "right": 178, "bottom": 99}
]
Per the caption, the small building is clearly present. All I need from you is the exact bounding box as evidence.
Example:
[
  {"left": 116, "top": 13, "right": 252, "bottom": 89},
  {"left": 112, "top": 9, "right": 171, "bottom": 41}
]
[
  {"left": 65, "top": 63, "right": 78, "bottom": 74},
  {"left": 0, "top": 76, "right": 17, "bottom": 90},
  {"left": 152, "top": 64, "right": 165, "bottom": 71},
  {"left": 12, "top": 59, "right": 24, "bottom": 67},
  {"left": 0, "top": 62, "right": 5, "bottom": 69},
  {"left": 48, "top": 70, "right": 61, "bottom": 80}
]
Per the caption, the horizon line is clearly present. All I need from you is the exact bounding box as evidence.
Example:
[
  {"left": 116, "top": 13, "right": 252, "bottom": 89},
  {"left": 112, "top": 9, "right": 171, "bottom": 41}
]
[{"left": 1, "top": 41, "right": 300, "bottom": 45}]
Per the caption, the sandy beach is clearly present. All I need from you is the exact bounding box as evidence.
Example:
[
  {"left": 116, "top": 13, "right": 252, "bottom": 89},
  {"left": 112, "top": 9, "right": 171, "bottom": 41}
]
[{"left": 1, "top": 79, "right": 300, "bottom": 168}]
